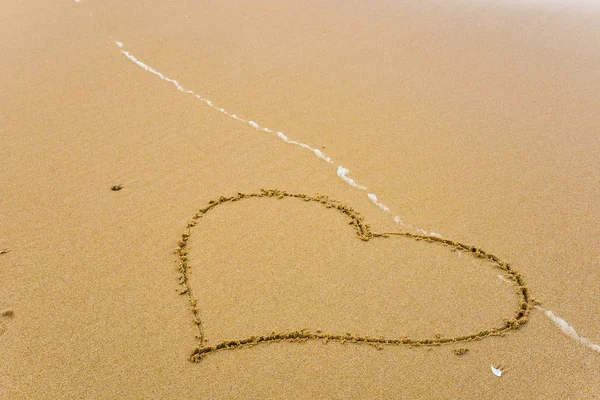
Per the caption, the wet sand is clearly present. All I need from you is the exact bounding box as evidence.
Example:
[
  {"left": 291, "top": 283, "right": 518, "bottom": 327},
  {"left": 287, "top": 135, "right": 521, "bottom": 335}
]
[{"left": 1, "top": 0, "right": 599, "bottom": 398}]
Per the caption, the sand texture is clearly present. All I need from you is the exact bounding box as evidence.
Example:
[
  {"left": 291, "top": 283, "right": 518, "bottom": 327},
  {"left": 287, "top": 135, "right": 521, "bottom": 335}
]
[{"left": 1, "top": 0, "right": 600, "bottom": 398}]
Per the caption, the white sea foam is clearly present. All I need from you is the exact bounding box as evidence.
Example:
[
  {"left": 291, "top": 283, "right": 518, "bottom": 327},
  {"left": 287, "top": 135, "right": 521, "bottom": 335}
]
[
  {"left": 336, "top": 166, "right": 366, "bottom": 190},
  {"left": 314, "top": 149, "right": 330, "bottom": 162},
  {"left": 113, "top": 39, "right": 335, "bottom": 168},
  {"left": 534, "top": 306, "right": 600, "bottom": 353},
  {"left": 367, "top": 193, "right": 390, "bottom": 212}
]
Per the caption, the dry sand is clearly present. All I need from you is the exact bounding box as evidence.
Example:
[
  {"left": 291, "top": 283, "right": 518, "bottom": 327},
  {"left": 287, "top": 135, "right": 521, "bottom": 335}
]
[{"left": 1, "top": 0, "right": 600, "bottom": 398}]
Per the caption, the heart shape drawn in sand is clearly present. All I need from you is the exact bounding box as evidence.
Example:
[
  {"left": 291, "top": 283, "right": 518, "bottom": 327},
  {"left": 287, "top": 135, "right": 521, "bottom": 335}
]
[{"left": 176, "top": 189, "right": 532, "bottom": 362}]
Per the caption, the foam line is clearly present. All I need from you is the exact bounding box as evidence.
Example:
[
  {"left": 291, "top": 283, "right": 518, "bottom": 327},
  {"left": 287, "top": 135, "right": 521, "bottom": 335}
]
[
  {"left": 112, "top": 39, "right": 441, "bottom": 236},
  {"left": 412, "top": 227, "right": 442, "bottom": 237},
  {"left": 367, "top": 193, "right": 390, "bottom": 212},
  {"left": 336, "top": 166, "right": 366, "bottom": 190},
  {"left": 113, "top": 39, "right": 334, "bottom": 168},
  {"left": 534, "top": 306, "right": 600, "bottom": 353}
]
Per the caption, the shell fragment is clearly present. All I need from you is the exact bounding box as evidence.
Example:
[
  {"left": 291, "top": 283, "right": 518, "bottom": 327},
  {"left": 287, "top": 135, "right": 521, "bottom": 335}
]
[{"left": 491, "top": 365, "right": 503, "bottom": 377}]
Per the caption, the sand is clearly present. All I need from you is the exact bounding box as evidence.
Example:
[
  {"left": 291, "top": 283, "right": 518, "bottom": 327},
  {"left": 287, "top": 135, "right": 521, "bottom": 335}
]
[{"left": 1, "top": 0, "right": 599, "bottom": 398}]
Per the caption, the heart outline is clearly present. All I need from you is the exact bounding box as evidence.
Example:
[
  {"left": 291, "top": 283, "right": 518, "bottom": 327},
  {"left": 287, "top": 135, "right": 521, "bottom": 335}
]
[{"left": 176, "top": 189, "right": 532, "bottom": 362}]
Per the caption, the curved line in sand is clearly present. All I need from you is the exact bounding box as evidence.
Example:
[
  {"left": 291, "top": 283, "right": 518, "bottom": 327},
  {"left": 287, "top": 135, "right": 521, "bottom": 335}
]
[{"left": 177, "top": 189, "right": 532, "bottom": 362}]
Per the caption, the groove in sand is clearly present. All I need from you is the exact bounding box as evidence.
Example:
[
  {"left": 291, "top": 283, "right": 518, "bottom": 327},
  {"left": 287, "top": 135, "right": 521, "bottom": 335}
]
[{"left": 176, "top": 189, "right": 533, "bottom": 362}]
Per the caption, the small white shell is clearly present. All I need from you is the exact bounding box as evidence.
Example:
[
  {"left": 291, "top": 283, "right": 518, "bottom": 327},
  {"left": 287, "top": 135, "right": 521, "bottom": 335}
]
[{"left": 491, "top": 365, "right": 503, "bottom": 377}]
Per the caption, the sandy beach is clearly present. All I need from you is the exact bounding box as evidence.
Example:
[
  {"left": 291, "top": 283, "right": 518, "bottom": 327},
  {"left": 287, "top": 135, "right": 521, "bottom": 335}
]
[{"left": 1, "top": 0, "right": 599, "bottom": 398}]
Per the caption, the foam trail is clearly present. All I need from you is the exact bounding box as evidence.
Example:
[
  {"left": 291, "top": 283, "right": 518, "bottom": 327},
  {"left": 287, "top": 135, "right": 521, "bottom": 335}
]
[
  {"left": 367, "top": 193, "right": 390, "bottom": 212},
  {"left": 113, "top": 39, "right": 440, "bottom": 236},
  {"left": 336, "top": 166, "right": 366, "bottom": 190},
  {"left": 534, "top": 306, "right": 600, "bottom": 353},
  {"left": 113, "top": 40, "right": 334, "bottom": 167},
  {"left": 368, "top": 195, "right": 444, "bottom": 238}
]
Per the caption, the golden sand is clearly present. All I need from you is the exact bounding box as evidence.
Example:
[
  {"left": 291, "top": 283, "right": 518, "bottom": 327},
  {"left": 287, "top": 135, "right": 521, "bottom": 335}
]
[{"left": 1, "top": 0, "right": 599, "bottom": 398}]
